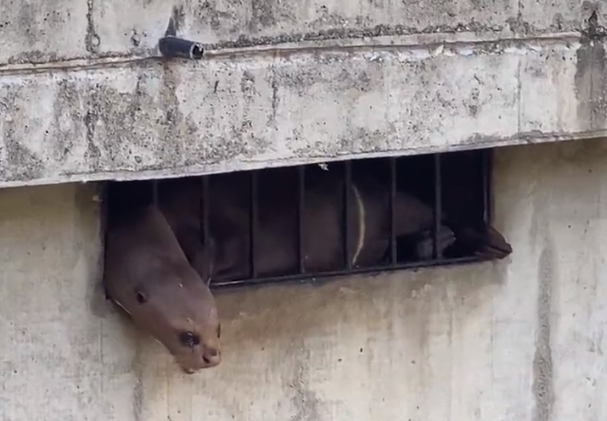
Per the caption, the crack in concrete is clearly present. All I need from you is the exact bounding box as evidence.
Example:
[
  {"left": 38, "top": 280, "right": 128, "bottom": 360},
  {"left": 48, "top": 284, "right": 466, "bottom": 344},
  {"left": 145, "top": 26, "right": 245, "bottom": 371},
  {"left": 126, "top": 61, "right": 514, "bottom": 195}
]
[
  {"left": 6, "top": 16, "right": 605, "bottom": 67},
  {"left": 0, "top": 33, "right": 588, "bottom": 77},
  {"left": 207, "top": 22, "right": 506, "bottom": 50}
]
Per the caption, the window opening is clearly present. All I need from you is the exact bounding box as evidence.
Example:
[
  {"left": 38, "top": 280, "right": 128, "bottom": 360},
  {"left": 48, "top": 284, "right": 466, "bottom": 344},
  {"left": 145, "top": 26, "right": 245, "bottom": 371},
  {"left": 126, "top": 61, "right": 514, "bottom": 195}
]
[{"left": 106, "top": 149, "right": 512, "bottom": 290}]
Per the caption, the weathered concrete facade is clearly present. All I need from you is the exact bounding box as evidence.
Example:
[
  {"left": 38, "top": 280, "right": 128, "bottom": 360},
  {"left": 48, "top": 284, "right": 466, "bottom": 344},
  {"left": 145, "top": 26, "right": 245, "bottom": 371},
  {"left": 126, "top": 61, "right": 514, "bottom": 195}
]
[
  {"left": 3, "top": 1, "right": 607, "bottom": 420},
  {"left": 0, "top": 1, "right": 606, "bottom": 187},
  {"left": 2, "top": 139, "right": 607, "bottom": 421}
]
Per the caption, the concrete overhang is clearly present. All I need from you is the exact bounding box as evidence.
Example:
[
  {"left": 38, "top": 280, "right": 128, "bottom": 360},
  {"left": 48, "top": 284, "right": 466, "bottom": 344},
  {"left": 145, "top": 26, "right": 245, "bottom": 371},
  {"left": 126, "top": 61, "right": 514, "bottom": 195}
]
[{"left": 0, "top": 0, "right": 606, "bottom": 188}]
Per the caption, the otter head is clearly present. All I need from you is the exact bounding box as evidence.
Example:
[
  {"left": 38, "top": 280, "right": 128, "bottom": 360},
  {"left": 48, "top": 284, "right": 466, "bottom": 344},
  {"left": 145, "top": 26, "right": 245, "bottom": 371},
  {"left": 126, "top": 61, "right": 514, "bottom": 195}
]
[
  {"left": 122, "top": 266, "right": 222, "bottom": 374},
  {"left": 104, "top": 204, "right": 222, "bottom": 374}
]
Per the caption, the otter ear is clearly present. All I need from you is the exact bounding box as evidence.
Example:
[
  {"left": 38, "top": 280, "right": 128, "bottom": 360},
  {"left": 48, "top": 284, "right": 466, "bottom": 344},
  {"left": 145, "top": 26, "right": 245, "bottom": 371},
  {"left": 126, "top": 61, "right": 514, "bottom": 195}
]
[{"left": 134, "top": 286, "right": 148, "bottom": 304}]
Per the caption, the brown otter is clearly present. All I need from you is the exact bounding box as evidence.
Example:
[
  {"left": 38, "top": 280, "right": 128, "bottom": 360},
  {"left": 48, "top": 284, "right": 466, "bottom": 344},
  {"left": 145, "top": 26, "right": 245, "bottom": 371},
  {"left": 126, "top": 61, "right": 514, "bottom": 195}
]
[
  {"left": 103, "top": 182, "right": 221, "bottom": 374},
  {"left": 156, "top": 166, "right": 512, "bottom": 285}
]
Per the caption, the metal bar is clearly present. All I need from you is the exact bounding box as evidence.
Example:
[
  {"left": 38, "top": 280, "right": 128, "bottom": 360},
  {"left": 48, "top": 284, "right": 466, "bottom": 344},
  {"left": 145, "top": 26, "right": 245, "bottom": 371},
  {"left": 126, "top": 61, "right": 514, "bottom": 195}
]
[
  {"left": 298, "top": 166, "right": 306, "bottom": 274},
  {"left": 433, "top": 154, "right": 443, "bottom": 260},
  {"left": 208, "top": 151, "right": 495, "bottom": 290},
  {"left": 343, "top": 161, "right": 353, "bottom": 269},
  {"left": 201, "top": 176, "right": 210, "bottom": 247},
  {"left": 152, "top": 180, "right": 158, "bottom": 205},
  {"left": 481, "top": 149, "right": 493, "bottom": 224},
  {"left": 389, "top": 158, "right": 397, "bottom": 266},
  {"left": 212, "top": 255, "right": 481, "bottom": 289},
  {"left": 249, "top": 171, "right": 259, "bottom": 278}
]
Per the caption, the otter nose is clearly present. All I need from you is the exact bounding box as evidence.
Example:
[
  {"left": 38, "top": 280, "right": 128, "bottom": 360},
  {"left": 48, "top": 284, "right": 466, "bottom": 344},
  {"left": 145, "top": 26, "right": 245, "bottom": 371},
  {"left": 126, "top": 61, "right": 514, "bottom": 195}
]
[{"left": 202, "top": 347, "right": 221, "bottom": 367}]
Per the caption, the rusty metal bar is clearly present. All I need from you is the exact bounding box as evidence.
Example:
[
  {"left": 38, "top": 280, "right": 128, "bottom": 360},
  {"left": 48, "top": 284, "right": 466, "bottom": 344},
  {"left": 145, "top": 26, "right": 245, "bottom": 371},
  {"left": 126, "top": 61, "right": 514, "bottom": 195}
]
[
  {"left": 201, "top": 176, "right": 210, "bottom": 247},
  {"left": 343, "top": 161, "right": 353, "bottom": 269},
  {"left": 389, "top": 157, "right": 397, "bottom": 266},
  {"left": 249, "top": 171, "right": 259, "bottom": 278},
  {"left": 433, "top": 154, "right": 443, "bottom": 260},
  {"left": 298, "top": 165, "right": 306, "bottom": 274}
]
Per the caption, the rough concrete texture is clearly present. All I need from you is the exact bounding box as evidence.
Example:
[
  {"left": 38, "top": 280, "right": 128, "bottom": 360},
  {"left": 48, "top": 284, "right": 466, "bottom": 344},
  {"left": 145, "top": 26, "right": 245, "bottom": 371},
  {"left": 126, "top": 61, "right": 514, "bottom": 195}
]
[
  {"left": 1, "top": 35, "right": 607, "bottom": 188},
  {"left": 0, "top": 1, "right": 606, "bottom": 187},
  {"left": 0, "top": 0, "right": 88, "bottom": 65},
  {"left": 0, "top": 0, "right": 594, "bottom": 64},
  {"left": 2, "top": 139, "right": 607, "bottom": 420}
]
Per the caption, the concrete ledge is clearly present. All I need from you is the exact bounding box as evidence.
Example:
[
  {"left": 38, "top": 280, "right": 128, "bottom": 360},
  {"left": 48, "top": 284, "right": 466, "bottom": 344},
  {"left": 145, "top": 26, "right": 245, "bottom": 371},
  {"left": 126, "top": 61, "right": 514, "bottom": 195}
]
[
  {"left": 1, "top": 33, "right": 606, "bottom": 188},
  {"left": 0, "top": 0, "right": 605, "bottom": 188}
]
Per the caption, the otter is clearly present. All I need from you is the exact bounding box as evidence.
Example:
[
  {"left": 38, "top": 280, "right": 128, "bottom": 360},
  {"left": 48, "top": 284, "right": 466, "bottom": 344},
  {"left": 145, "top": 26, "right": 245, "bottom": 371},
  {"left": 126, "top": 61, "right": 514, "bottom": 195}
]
[
  {"left": 103, "top": 182, "right": 221, "bottom": 374},
  {"left": 156, "top": 165, "right": 512, "bottom": 285}
]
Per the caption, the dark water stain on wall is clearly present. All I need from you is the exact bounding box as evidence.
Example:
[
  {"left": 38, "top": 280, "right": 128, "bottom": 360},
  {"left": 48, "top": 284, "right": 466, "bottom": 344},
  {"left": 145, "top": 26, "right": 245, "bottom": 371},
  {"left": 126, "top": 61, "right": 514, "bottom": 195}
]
[
  {"left": 532, "top": 247, "right": 555, "bottom": 421},
  {"left": 286, "top": 350, "right": 323, "bottom": 421},
  {"left": 575, "top": 9, "right": 607, "bottom": 131},
  {"left": 526, "top": 167, "right": 557, "bottom": 421},
  {"left": 165, "top": 4, "right": 185, "bottom": 37}
]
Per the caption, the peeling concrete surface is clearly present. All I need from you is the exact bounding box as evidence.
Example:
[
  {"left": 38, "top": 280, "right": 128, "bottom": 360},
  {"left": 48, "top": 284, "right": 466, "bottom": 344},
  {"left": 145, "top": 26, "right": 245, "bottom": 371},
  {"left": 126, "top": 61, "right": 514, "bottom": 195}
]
[{"left": 3, "top": 140, "right": 607, "bottom": 419}]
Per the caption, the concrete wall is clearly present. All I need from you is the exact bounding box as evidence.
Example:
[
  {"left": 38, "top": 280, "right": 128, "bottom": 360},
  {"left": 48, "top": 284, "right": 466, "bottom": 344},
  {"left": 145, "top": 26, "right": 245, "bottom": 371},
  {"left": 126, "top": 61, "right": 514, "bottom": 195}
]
[
  {"left": 1, "top": 0, "right": 607, "bottom": 187},
  {"left": 2, "top": 138, "right": 607, "bottom": 420}
]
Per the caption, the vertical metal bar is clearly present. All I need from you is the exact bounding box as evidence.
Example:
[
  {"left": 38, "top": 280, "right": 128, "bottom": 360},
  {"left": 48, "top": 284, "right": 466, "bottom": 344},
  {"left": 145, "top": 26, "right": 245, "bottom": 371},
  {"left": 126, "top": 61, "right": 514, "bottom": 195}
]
[
  {"left": 481, "top": 149, "right": 493, "bottom": 224},
  {"left": 249, "top": 171, "right": 258, "bottom": 279},
  {"left": 201, "top": 176, "right": 210, "bottom": 247},
  {"left": 152, "top": 180, "right": 158, "bottom": 205},
  {"left": 298, "top": 166, "right": 306, "bottom": 274},
  {"left": 389, "top": 158, "right": 397, "bottom": 266},
  {"left": 343, "top": 161, "right": 353, "bottom": 269},
  {"left": 433, "top": 154, "right": 443, "bottom": 260}
]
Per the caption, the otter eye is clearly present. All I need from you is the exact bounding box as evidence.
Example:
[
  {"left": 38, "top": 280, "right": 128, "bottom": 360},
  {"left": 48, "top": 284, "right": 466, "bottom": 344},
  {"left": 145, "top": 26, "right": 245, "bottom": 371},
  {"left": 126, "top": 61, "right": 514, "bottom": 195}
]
[
  {"left": 217, "top": 324, "right": 221, "bottom": 338},
  {"left": 179, "top": 331, "right": 200, "bottom": 348}
]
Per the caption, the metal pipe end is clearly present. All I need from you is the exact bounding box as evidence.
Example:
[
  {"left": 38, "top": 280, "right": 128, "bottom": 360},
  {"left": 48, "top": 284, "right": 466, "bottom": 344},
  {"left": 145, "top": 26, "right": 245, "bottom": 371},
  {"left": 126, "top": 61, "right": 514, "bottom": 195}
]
[
  {"left": 189, "top": 43, "right": 204, "bottom": 60},
  {"left": 158, "top": 36, "right": 204, "bottom": 60}
]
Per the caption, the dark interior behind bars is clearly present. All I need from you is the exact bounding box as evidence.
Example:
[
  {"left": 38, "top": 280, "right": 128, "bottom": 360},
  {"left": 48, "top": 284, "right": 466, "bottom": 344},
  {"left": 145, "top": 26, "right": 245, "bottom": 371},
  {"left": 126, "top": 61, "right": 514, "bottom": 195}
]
[{"left": 106, "top": 149, "right": 493, "bottom": 289}]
